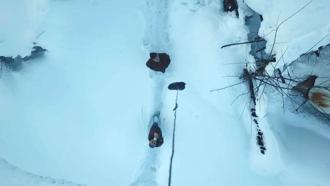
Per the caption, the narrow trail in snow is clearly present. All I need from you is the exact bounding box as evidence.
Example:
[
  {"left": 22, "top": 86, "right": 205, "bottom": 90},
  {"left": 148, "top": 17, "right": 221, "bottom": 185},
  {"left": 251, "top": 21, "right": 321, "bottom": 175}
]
[
  {"left": 130, "top": 0, "right": 172, "bottom": 185},
  {"left": 142, "top": 0, "right": 171, "bottom": 53}
]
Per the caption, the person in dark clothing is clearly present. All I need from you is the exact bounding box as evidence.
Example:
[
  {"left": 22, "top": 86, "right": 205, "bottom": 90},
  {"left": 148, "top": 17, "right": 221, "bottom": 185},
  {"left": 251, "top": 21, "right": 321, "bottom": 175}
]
[
  {"left": 223, "top": 0, "right": 239, "bottom": 18},
  {"left": 148, "top": 122, "right": 164, "bottom": 148},
  {"left": 146, "top": 52, "right": 170, "bottom": 73}
]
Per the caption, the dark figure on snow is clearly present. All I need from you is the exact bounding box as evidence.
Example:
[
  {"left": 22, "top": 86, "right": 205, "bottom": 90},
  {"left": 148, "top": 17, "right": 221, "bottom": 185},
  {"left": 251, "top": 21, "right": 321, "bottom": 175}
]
[
  {"left": 148, "top": 115, "right": 164, "bottom": 148},
  {"left": 146, "top": 53, "right": 170, "bottom": 73},
  {"left": 223, "top": 0, "right": 239, "bottom": 18},
  {"left": 0, "top": 45, "right": 47, "bottom": 71},
  {"left": 0, "top": 55, "right": 23, "bottom": 71},
  {"left": 23, "top": 46, "right": 47, "bottom": 61}
]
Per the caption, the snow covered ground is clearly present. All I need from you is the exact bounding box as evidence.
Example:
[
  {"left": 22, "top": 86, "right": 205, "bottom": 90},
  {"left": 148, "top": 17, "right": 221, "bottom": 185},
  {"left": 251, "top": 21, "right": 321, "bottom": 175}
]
[
  {"left": 0, "top": 0, "right": 330, "bottom": 186},
  {"left": 0, "top": 158, "right": 83, "bottom": 186}
]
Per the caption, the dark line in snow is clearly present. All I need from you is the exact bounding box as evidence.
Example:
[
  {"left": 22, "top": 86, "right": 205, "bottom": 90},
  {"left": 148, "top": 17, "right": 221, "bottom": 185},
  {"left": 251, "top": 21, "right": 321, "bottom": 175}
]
[{"left": 168, "top": 90, "right": 178, "bottom": 186}]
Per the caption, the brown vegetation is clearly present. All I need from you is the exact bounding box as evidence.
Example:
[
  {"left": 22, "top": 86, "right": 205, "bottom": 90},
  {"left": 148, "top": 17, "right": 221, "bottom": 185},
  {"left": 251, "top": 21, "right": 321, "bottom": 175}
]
[{"left": 310, "top": 91, "right": 330, "bottom": 107}]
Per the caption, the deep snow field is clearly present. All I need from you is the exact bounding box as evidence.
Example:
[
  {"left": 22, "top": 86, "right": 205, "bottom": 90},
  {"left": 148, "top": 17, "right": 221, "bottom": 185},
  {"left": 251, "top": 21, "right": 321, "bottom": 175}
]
[{"left": 0, "top": 0, "right": 330, "bottom": 186}]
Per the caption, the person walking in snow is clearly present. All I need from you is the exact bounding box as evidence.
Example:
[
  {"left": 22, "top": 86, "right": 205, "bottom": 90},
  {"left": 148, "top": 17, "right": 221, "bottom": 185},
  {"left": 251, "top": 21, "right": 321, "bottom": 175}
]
[
  {"left": 146, "top": 52, "right": 170, "bottom": 73},
  {"left": 148, "top": 114, "right": 164, "bottom": 148},
  {"left": 148, "top": 123, "right": 164, "bottom": 148},
  {"left": 223, "top": 0, "right": 239, "bottom": 18}
]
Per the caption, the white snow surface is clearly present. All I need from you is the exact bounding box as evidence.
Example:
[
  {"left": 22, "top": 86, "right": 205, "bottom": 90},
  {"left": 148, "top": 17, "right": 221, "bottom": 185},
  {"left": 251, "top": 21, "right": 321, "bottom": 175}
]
[
  {"left": 0, "top": 158, "right": 83, "bottom": 186},
  {"left": 244, "top": 0, "right": 330, "bottom": 67},
  {"left": 0, "top": 0, "right": 329, "bottom": 186},
  {"left": 0, "top": 0, "right": 48, "bottom": 56}
]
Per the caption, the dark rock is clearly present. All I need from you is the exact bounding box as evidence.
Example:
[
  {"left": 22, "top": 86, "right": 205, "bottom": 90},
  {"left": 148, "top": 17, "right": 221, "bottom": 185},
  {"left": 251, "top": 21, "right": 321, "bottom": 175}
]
[{"left": 168, "top": 82, "right": 186, "bottom": 91}]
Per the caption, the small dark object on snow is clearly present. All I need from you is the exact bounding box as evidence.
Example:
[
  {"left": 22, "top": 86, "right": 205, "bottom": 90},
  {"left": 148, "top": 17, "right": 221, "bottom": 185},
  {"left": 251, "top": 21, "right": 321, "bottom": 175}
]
[
  {"left": 148, "top": 123, "right": 164, "bottom": 148},
  {"left": 146, "top": 52, "right": 170, "bottom": 73},
  {"left": 315, "top": 50, "right": 320, "bottom": 57},
  {"left": 256, "top": 130, "right": 266, "bottom": 154},
  {"left": 23, "top": 46, "right": 47, "bottom": 61},
  {"left": 257, "top": 136, "right": 264, "bottom": 146},
  {"left": 274, "top": 68, "right": 285, "bottom": 84},
  {"left": 315, "top": 46, "right": 324, "bottom": 57},
  {"left": 255, "top": 55, "right": 276, "bottom": 75},
  {"left": 223, "top": 0, "right": 239, "bottom": 18},
  {"left": 0, "top": 56, "right": 14, "bottom": 64},
  {"left": 0, "top": 45, "right": 47, "bottom": 71},
  {"left": 168, "top": 82, "right": 186, "bottom": 90},
  {"left": 243, "top": 69, "right": 257, "bottom": 105},
  {"left": 293, "top": 75, "right": 317, "bottom": 98},
  {"left": 251, "top": 108, "right": 258, "bottom": 117},
  {"left": 253, "top": 119, "right": 258, "bottom": 124}
]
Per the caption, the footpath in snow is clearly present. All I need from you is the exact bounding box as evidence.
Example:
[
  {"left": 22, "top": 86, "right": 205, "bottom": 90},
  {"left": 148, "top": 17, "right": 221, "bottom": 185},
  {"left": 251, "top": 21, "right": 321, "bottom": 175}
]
[{"left": 131, "top": 0, "right": 173, "bottom": 185}]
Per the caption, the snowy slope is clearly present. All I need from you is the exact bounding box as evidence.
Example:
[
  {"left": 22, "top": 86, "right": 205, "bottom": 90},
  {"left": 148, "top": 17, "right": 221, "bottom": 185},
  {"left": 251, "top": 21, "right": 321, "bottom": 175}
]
[
  {"left": 0, "top": 0, "right": 330, "bottom": 186},
  {"left": 1, "top": 0, "right": 148, "bottom": 185},
  {"left": 0, "top": 0, "right": 48, "bottom": 56},
  {"left": 0, "top": 157, "right": 83, "bottom": 186}
]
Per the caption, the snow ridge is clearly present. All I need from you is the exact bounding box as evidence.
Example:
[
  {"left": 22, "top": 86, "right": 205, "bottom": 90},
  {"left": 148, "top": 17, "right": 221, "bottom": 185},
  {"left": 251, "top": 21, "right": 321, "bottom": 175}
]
[{"left": 0, "top": 157, "right": 84, "bottom": 186}]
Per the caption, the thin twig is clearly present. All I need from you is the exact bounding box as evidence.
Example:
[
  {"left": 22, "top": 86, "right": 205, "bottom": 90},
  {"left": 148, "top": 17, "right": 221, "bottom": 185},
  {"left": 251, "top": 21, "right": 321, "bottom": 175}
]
[
  {"left": 231, "top": 92, "right": 249, "bottom": 105},
  {"left": 273, "top": 47, "right": 288, "bottom": 70},
  {"left": 256, "top": 47, "right": 266, "bottom": 53},
  {"left": 36, "top": 31, "right": 45, "bottom": 39},
  {"left": 304, "top": 34, "right": 329, "bottom": 54},
  {"left": 221, "top": 39, "right": 265, "bottom": 49},
  {"left": 269, "top": 0, "right": 313, "bottom": 55},
  {"left": 296, "top": 99, "right": 308, "bottom": 111},
  {"left": 318, "top": 79, "right": 330, "bottom": 86},
  {"left": 255, "top": 77, "right": 291, "bottom": 90},
  {"left": 210, "top": 81, "right": 244, "bottom": 92}
]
